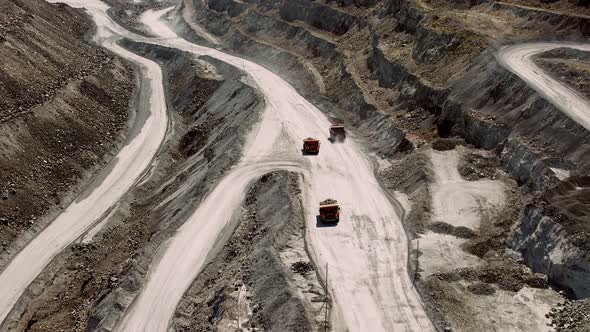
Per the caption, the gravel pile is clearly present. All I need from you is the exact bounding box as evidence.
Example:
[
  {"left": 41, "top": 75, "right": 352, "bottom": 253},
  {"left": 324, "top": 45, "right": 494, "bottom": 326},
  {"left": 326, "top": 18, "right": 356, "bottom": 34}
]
[
  {"left": 428, "top": 221, "right": 478, "bottom": 239},
  {"left": 434, "top": 250, "right": 549, "bottom": 293},
  {"left": 548, "top": 299, "right": 590, "bottom": 332},
  {"left": 432, "top": 138, "right": 465, "bottom": 151},
  {"left": 291, "top": 261, "right": 315, "bottom": 275},
  {"left": 458, "top": 153, "right": 500, "bottom": 181},
  {"left": 467, "top": 282, "right": 495, "bottom": 295}
]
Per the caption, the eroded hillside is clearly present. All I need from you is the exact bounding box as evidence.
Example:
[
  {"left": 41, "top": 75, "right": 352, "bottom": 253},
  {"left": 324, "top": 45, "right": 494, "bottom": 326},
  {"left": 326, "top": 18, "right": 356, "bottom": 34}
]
[
  {"left": 2, "top": 0, "right": 590, "bottom": 330},
  {"left": 0, "top": 0, "right": 134, "bottom": 264},
  {"left": 175, "top": 0, "right": 590, "bottom": 329}
]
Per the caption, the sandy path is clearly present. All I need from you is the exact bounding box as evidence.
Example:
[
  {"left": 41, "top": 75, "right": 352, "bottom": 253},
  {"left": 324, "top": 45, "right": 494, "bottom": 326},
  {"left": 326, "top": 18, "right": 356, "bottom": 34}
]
[{"left": 0, "top": 0, "right": 168, "bottom": 325}]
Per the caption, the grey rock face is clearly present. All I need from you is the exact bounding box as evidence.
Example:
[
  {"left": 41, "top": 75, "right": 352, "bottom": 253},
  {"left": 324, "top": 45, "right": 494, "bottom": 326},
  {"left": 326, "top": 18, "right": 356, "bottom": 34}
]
[
  {"left": 413, "top": 26, "right": 461, "bottom": 64},
  {"left": 512, "top": 205, "right": 590, "bottom": 298}
]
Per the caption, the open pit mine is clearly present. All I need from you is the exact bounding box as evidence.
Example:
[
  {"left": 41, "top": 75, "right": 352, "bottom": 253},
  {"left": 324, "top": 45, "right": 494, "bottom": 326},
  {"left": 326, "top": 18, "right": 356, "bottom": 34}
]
[{"left": 1, "top": 0, "right": 590, "bottom": 331}]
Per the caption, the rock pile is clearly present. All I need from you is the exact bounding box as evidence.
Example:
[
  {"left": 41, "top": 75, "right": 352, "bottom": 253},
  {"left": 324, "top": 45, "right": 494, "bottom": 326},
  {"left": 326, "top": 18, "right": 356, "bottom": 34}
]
[
  {"left": 548, "top": 299, "right": 590, "bottom": 331},
  {"left": 432, "top": 138, "right": 465, "bottom": 151},
  {"left": 458, "top": 153, "right": 500, "bottom": 181},
  {"left": 434, "top": 250, "right": 549, "bottom": 294}
]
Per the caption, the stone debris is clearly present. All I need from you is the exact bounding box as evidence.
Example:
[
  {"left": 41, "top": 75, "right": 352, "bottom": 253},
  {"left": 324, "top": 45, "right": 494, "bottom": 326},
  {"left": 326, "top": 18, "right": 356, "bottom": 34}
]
[
  {"left": 548, "top": 299, "right": 590, "bottom": 332},
  {"left": 291, "top": 261, "right": 315, "bottom": 275}
]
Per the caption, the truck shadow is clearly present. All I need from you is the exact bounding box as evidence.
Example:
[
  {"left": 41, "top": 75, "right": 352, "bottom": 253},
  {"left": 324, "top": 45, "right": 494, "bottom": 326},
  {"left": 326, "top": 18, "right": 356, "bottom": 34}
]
[
  {"left": 315, "top": 215, "right": 338, "bottom": 228},
  {"left": 328, "top": 138, "right": 346, "bottom": 144},
  {"left": 301, "top": 149, "right": 319, "bottom": 156}
]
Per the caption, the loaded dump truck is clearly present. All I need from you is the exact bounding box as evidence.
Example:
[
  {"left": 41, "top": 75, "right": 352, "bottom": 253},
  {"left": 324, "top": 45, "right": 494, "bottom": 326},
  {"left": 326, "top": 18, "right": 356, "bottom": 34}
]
[
  {"left": 302, "top": 137, "right": 320, "bottom": 154},
  {"left": 319, "top": 198, "right": 340, "bottom": 223},
  {"left": 329, "top": 125, "right": 346, "bottom": 142}
]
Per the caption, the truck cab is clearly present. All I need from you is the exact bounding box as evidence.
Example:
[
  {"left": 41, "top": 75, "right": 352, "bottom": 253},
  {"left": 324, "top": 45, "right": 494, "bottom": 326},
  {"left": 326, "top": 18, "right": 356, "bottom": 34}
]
[
  {"left": 319, "top": 199, "right": 340, "bottom": 223},
  {"left": 303, "top": 137, "right": 320, "bottom": 154}
]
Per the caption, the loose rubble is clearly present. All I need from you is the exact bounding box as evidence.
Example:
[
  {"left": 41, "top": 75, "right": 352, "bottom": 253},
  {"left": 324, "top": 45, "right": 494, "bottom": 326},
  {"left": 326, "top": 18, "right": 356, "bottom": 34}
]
[
  {"left": 0, "top": 0, "right": 134, "bottom": 259},
  {"left": 548, "top": 299, "right": 590, "bottom": 332}
]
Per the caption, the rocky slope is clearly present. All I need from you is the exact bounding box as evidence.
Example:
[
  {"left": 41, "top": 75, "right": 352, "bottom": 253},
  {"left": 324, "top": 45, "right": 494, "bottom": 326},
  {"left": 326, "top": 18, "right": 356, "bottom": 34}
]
[
  {"left": 176, "top": 0, "right": 590, "bottom": 329},
  {"left": 172, "top": 171, "right": 324, "bottom": 331},
  {"left": 4, "top": 0, "right": 590, "bottom": 329},
  {"left": 0, "top": 0, "right": 135, "bottom": 265},
  {"left": 1, "top": 43, "right": 262, "bottom": 332}
]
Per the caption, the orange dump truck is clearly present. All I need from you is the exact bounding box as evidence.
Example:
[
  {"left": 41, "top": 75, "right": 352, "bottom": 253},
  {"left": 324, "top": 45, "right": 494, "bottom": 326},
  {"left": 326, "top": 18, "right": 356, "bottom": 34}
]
[
  {"left": 319, "top": 198, "right": 340, "bottom": 223},
  {"left": 303, "top": 137, "right": 320, "bottom": 154}
]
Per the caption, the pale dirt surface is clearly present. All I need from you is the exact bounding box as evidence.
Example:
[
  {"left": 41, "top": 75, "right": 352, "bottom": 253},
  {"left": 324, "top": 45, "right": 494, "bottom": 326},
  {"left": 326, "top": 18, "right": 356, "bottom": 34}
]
[
  {"left": 110, "top": 7, "right": 433, "bottom": 332},
  {"left": 497, "top": 42, "right": 590, "bottom": 131},
  {"left": 414, "top": 149, "right": 503, "bottom": 277},
  {"left": 495, "top": 1, "right": 590, "bottom": 19},
  {"left": 0, "top": 0, "right": 168, "bottom": 325},
  {"left": 430, "top": 149, "right": 505, "bottom": 230},
  {"left": 415, "top": 233, "right": 484, "bottom": 277},
  {"left": 416, "top": 147, "right": 564, "bottom": 331},
  {"left": 550, "top": 167, "right": 571, "bottom": 181}
]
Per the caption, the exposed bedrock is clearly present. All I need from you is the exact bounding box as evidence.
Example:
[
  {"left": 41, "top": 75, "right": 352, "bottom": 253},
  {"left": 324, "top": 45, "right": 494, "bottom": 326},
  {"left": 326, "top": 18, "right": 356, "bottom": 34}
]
[
  {"left": 383, "top": 0, "right": 424, "bottom": 33},
  {"left": 490, "top": 1, "right": 590, "bottom": 37},
  {"left": 445, "top": 50, "right": 590, "bottom": 191},
  {"left": 367, "top": 46, "right": 415, "bottom": 88},
  {"left": 176, "top": 0, "right": 409, "bottom": 152},
  {"left": 513, "top": 204, "right": 590, "bottom": 298},
  {"left": 367, "top": 44, "right": 590, "bottom": 192},
  {"left": 0, "top": 0, "right": 135, "bottom": 267},
  {"left": 184, "top": 0, "right": 590, "bottom": 305},
  {"left": 512, "top": 176, "right": 590, "bottom": 299},
  {"left": 212, "top": 0, "right": 362, "bottom": 36},
  {"left": 327, "top": 0, "right": 378, "bottom": 7},
  {"left": 413, "top": 26, "right": 462, "bottom": 64},
  {"left": 277, "top": 0, "right": 361, "bottom": 36},
  {"left": 359, "top": 4, "right": 590, "bottom": 299},
  {"left": 238, "top": 9, "right": 339, "bottom": 60},
  {"left": 5, "top": 43, "right": 263, "bottom": 331}
]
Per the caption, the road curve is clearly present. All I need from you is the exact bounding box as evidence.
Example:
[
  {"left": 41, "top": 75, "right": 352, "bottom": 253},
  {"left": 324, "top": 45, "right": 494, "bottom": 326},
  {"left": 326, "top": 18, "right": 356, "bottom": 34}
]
[
  {"left": 114, "top": 8, "right": 433, "bottom": 332},
  {"left": 496, "top": 42, "right": 590, "bottom": 130},
  {"left": 0, "top": 0, "right": 168, "bottom": 326}
]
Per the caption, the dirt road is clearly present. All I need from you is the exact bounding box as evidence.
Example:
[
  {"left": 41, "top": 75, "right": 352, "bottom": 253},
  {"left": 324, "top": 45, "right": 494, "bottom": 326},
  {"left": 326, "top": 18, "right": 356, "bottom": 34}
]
[
  {"left": 0, "top": 0, "right": 169, "bottom": 326},
  {"left": 113, "top": 7, "right": 433, "bottom": 332},
  {"left": 497, "top": 42, "right": 590, "bottom": 130},
  {"left": 1, "top": 1, "right": 433, "bottom": 330}
]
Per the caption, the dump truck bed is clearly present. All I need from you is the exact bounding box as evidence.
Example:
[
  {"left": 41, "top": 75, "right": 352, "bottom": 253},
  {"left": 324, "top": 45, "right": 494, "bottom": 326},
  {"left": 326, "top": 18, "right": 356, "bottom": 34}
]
[{"left": 320, "top": 198, "right": 338, "bottom": 206}]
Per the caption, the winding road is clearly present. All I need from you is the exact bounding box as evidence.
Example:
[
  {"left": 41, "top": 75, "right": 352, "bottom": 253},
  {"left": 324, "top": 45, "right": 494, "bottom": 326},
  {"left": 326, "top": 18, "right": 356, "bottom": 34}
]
[
  {"left": 497, "top": 42, "right": 590, "bottom": 130},
  {"left": 4, "top": 1, "right": 589, "bottom": 331},
  {"left": 117, "top": 7, "right": 433, "bottom": 332},
  {"left": 0, "top": 0, "right": 168, "bottom": 326}
]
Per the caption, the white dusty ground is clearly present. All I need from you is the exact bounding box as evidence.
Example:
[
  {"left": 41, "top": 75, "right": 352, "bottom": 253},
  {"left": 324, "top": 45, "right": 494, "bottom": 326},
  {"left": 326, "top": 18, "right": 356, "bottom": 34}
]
[
  {"left": 415, "top": 149, "right": 505, "bottom": 276},
  {"left": 0, "top": 0, "right": 168, "bottom": 324},
  {"left": 417, "top": 234, "right": 484, "bottom": 277},
  {"left": 430, "top": 149, "right": 505, "bottom": 230},
  {"left": 497, "top": 42, "right": 590, "bottom": 131},
  {"left": 550, "top": 167, "right": 570, "bottom": 181},
  {"left": 417, "top": 149, "right": 563, "bottom": 331}
]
